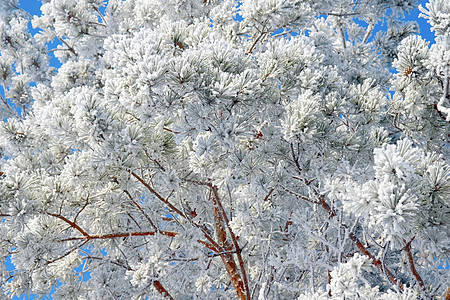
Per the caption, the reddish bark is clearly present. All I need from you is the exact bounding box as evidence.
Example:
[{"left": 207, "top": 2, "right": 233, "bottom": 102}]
[
  {"left": 153, "top": 280, "right": 174, "bottom": 299},
  {"left": 403, "top": 237, "right": 425, "bottom": 290}
]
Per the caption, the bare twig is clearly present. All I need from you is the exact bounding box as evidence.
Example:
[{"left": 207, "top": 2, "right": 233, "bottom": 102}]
[
  {"left": 129, "top": 171, "right": 184, "bottom": 217},
  {"left": 293, "top": 186, "right": 403, "bottom": 290},
  {"left": 59, "top": 230, "right": 177, "bottom": 242},
  {"left": 362, "top": 23, "right": 375, "bottom": 44},
  {"left": 73, "top": 195, "right": 89, "bottom": 224},
  {"left": 338, "top": 23, "right": 347, "bottom": 49},
  {"left": 263, "top": 188, "right": 274, "bottom": 202},
  {"left": 281, "top": 186, "right": 316, "bottom": 204},
  {"left": 46, "top": 239, "right": 89, "bottom": 265},
  {"left": 55, "top": 35, "right": 78, "bottom": 57},
  {"left": 93, "top": 6, "right": 107, "bottom": 25},
  {"left": 246, "top": 32, "right": 266, "bottom": 55},
  {"left": 323, "top": 12, "right": 359, "bottom": 17},
  {"left": 81, "top": 255, "right": 131, "bottom": 270},
  {"left": 290, "top": 143, "right": 302, "bottom": 174},
  {"left": 272, "top": 30, "right": 292, "bottom": 38}
]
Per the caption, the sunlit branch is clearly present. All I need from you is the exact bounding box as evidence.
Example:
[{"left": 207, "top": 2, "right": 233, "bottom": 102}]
[
  {"left": 93, "top": 6, "right": 107, "bottom": 25},
  {"left": 362, "top": 23, "right": 375, "bottom": 44},
  {"left": 129, "top": 170, "right": 183, "bottom": 216}
]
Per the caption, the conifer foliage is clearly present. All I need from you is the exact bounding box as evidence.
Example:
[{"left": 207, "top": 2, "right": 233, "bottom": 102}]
[{"left": 0, "top": 0, "right": 449, "bottom": 299}]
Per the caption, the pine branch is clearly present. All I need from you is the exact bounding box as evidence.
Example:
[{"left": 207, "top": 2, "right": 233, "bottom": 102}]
[{"left": 292, "top": 187, "right": 403, "bottom": 290}]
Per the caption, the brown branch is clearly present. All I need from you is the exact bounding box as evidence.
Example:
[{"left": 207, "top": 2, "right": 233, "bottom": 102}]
[
  {"left": 48, "top": 209, "right": 177, "bottom": 242},
  {"left": 263, "top": 188, "right": 274, "bottom": 202},
  {"left": 129, "top": 171, "right": 184, "bottom": 217},
  {"left": 210, "top": 184, "right": 250, "bottom": 300},
  {"left": 47, "top": 213, "right": 89, "bottom": 237},
  {"left": 207, "top": 187, "right": 246, "bottom": 300},
  {"left": 123, "top": 189, "right": 158, "bottom": 231},
  {"left": 316, "top": 195, "right": 336, "bottom": 218},
  {"left": 126, "top": 212, "right": 142, "bottom": 229},
  {"left": 143, "top": 149, "right": 166, "bottom": 172},
  {"left": 163, "top": 127, "right": 181, "bottom": 134},
  {"left": 338, "top": 22, "right": 347, "bottom": 49},
  {"left": 81, "top": 255, "right": 131, "bottom": 270},
  {"left": 46, "top": 239, "right": 89, "bottom": 265},
  {"left": 443, "top": 287, "right": 450, "bottom": 300},
  {"left": 82, "top": 252, "right": 173, "bottom": 300},
  {"left": 74, "top": 195, "right": 89, "bottom": 224},
  {"left": 59, "top": 230, "right": 177, "bottom": 242},
  {"left": 90, "top": 230, "right": 178, "bottom": 239},
  {"left": 284, "top": 211, "right": 293, "bottom": 233},
  {"left": 349, "top": 232, "right": 403, "bottom": 291},
  {"left": 403, "top": 237, "right": 426, "bottom": 290},
  {"left": 328, "top": 270, "right": 332, "bottom": 297},
  {"left": 55, "top": 35, "right": 78, "bottom": 57},
  {"left": 132, "top": 172, "right": 250, "bottom": 298},
  {"left": 293, "top": 187, "right": 403, "bottom": 290},
  {"left": 130, "top": 170, "right": 222, "bottom": 253},
  {"left": 290, "top": 143, "right": 302, "bottom": 174},
  {"left": 153, "top": 280, "right": 174, "bottom": 300},
  {"left": 197, "top": 239, "right": 221, "bottom": 253},
  {"left": 189, "top": 179, "right": 249, "bottom": 299},
  {"left": 246, "top": 32, "right": 266, "bottom": 55},
  {"left": 317, "top": 194, "right": 401, "bottom": 288},
  {"left": 281, "top": 186, "right": 317, "bottom": 204}
]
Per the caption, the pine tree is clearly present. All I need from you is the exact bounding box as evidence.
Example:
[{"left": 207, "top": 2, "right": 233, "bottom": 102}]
[{"left": 0, "top": 0, "right": 448, "bottom": 299}]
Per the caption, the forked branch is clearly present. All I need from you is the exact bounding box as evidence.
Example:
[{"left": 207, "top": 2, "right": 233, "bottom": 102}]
[{"left": 130, "top": 171, "right": 250, "bottom": 299}]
